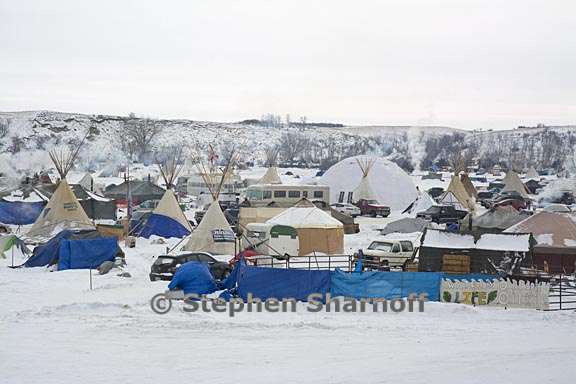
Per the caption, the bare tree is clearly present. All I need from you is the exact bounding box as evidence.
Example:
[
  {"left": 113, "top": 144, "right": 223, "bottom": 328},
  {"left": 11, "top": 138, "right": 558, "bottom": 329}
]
[
  {"left": 122, "top": 118, "right": 163, "bottom": 161},
  {"left": 278, "top": 131, "right": 309, "bottom": 164},
  {"left": 0, "top": 118, "right": 10, "bottom": 138}
]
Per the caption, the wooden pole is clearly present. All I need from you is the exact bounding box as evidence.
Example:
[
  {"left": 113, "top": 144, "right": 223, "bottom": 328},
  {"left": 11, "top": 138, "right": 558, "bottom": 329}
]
[{"left": 89, "top": 268, "right": 93, "bottom": 290}]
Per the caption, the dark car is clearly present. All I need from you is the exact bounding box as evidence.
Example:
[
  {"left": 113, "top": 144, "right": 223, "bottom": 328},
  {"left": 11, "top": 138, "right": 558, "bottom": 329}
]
[
  {"left": 150, "top": 252, "right": 232, "bottom": 281},
  {"left": 427, "top": 187, "right": 445, "bottom": 199},
  {"left": 416, "top": 205, "right": 467, "bottom": 224},
  {"left": 477, "top": 191, "right": 495, "bottom": 208}
]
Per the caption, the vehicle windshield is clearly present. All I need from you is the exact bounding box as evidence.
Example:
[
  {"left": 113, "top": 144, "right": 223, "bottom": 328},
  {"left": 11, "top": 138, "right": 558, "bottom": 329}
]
[
  {"left": 156, "top": 257, "right": 174, "bottom": 264},
  {"left": 367, "top": 241, "right": 393, "bottom": 252},
  {"left": 366, "top": 200, "right": 379, "bottom": 204}
]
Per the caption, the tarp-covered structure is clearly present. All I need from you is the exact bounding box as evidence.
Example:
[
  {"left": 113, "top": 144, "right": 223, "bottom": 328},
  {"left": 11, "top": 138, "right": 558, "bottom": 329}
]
[
  {"left": 418, "top": 228, "right": 533, "bottom": 274},
  {"left": 465, "top": 205, "right": 529, "bottom": 234},
  {"left": 138, "top": 189, "right": 192, "bottom": 238},
  {"left": 267, "top": 203, "right": 344, "bottom": 256},
  {"left": 168, "top": 261, "right": 218, "bottom": 295},
  {"left": 379, "top": 217, "right": 432, "bottom": 235},
  {"left": 104, "top": 179, "right": 165, "bottom": 205},
  {"left": 27, "top": 180, "right": 95, "bottom": 240},
  {"left": 23, "top": 230, "right": 123, "bottom": 270},
  {"left": 505, "top": 211, "right": 576, "bottom": 273},
  {"left": 0, "top": 200, "right": 46, "bottom": 225},
  {"left": 182, "top": 201, "right": 236, "bottom": 255}
]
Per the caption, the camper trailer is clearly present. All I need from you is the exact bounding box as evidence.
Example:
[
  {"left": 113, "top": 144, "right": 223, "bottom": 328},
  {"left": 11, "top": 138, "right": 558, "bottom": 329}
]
[{"left": 242, "top": 222, "right": 299, "bottom": 257}]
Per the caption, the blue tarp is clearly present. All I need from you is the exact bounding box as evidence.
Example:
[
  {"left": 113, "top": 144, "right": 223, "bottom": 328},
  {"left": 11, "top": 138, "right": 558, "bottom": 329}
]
[
  {"left": 57, "top": 237, "right": 117, "bottom": 270},
  {"left": 0, "top": 201, "right": 45, "bottom": 225},
  {"left": 138, "top": 213, "right": 191, "bottom": 239},
  {"left": 24, "top": 230, "right": 120, "bottom": 270},
  {"left": 331, "top": 269, "right": 444, "bottom": 301},
  {"left": 236, "top": 264, "right": 331, "bottom": 302},
  {"left": 168, "top": 261, "right": 218, "bottom": 295}
]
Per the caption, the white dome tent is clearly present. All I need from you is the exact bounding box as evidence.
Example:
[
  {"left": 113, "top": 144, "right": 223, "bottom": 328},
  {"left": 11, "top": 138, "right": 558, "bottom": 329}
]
[{"left": 319, "top": 155, "right": 417, "bottom": 211}]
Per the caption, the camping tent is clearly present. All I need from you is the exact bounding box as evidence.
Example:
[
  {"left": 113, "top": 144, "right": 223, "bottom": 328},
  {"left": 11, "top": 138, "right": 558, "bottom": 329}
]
[
  {"left": 319, "top": 155, "right": 417, "bottom": 211},
  {"left": 138, "top": 189, "right": 192, "bottom": 238},
  {"left": 438, "top": 176, "right": 475, "bottom": 211},
  {"left": 402, "top": 191, "right": 436, "bottom": 216},
  {"left": 24, "top": 230, "right": 123, "bottom": 270},
  {"left": 267, "top": 203, "right": 344, "bottom": 256},
  {"left": 502, "top": 171, "right": 530, "bottom": 198},
  {"left": 505, "top": 211, "right": 576, "bottom": 273},
  {"left": 27, "top": 180, "right": 95, "bottom": 239}
]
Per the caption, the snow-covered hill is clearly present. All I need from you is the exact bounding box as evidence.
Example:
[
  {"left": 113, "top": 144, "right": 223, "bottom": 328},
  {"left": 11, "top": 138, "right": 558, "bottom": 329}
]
[{"left": 1, "top": 110, "right": 575, "bottom": 176}]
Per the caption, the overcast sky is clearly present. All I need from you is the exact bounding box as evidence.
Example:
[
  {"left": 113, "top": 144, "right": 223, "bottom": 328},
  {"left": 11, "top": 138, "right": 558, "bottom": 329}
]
[{"left": 1, "top": 0, "right": 575, "bottom": 130}]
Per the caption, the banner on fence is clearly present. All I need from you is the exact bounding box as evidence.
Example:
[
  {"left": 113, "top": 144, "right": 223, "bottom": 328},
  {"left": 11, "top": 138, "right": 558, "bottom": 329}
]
[{"left": 440, "top": 279, "right": 549, "bottom": 310}]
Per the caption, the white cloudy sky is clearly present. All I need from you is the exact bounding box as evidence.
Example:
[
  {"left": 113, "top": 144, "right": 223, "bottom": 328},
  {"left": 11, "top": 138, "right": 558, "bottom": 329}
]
[{"left": 1, "top": 0, "right": 575, "bottom": 129}]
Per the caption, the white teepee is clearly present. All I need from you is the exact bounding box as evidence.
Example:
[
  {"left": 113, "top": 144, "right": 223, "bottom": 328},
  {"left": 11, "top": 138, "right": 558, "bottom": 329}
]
[
  {"left": 439, "top": 175, "right": 475, "bottom": 211},
  {"left": 28, "top": 144, "right": 94, "bottom": 239},
  {"left": 353, "top": 157, "right": 379, "bottom": 202},
  {"left": 182, "top": 148, "right": 238, "bottom": 254},
  {"left": 502, "top": 170, "right": 530, "bottom": 198},
  {"left": 257, "top": 148, "right": 282, "bottom": 185}
]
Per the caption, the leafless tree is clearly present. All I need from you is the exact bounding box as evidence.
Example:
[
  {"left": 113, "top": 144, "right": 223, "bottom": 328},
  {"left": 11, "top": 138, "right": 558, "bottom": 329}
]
[
  {"left": 278, "top": 131, "right": 309, "bottom": 164},
  {"left": 121, "top": 117, "right": 163, "bottom": 161}
]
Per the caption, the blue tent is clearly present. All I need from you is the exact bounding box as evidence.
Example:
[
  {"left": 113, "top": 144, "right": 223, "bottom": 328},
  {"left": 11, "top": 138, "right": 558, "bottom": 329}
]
[
  {"left": 138, "top": 213, "right": 191, "bottom": 239},
  {"left": 24, "top": 230, "right": 121, "bottom": 270},
  {"left": 0, "top": 201, "right": 45, "bottom": 225},
  {"left": 168, "top": 261, "right": 218, "bottom": 295}
]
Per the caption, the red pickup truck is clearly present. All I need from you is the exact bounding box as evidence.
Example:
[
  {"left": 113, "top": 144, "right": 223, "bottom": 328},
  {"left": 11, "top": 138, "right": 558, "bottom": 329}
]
[{"left": 356, "top": 199, "right": 391, "bottom": 217}]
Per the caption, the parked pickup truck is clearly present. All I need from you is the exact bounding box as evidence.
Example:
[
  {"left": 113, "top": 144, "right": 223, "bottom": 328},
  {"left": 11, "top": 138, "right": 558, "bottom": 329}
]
[
  {"left": 416, "top": 205, "right": 467, "bottom": 224},
  {"left": 361, "top": 238, "right": 416, "bottom": 270},
  {"left": 355, "top": 199, "right": 391, "bottom": 217}
]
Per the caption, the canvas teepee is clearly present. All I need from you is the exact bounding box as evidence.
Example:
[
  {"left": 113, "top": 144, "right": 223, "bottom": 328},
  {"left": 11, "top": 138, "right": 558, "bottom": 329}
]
[
  {"left": 525, "top": 166, "right": 539, "bottom": 181},
  {"left": 138, "top": 154, "right": 192, "bottom": 238},
  {"left": 460, "top": 173, "right": 478, "bottom": 199},
  {"left": 182, "top": 149, "right": 238, "bottom": 255},
  {"left": 28, "top": 145, "right": 95, "bottom": 239},
  {"left": 353, "top": 157, "right": 379, "bottom": 202},
  {"left": 258, "top": 148, "right": 282, "bottom": 185},
  {"left": 439, "top": 175, "right": 475, "bottom": 212},
  {"left": 502, "top": 170, "right": 530, "bottom": 198}
]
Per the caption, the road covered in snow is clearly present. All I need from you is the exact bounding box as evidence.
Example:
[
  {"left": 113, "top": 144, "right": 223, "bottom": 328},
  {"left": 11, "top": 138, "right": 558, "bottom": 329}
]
[{"left": 1, "top": 230, "right": 576, "bottom": 384}]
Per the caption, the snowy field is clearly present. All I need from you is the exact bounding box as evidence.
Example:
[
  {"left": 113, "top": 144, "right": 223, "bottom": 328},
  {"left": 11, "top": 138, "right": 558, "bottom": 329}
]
[{"left": 2, "top": 222, "right": 576, "bottom": 384}]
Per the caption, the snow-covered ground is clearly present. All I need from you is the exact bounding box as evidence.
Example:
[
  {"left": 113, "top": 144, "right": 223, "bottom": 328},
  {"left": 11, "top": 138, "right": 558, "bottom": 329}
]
[{"left": 2, "top": 227, "right": 576, "bottom": 384}]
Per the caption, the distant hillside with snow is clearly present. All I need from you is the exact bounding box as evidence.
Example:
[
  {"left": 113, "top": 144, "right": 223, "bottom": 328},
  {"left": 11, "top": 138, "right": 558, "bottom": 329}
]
[{"left": 1, "top": 110, "right": 575, "bottom": 176}]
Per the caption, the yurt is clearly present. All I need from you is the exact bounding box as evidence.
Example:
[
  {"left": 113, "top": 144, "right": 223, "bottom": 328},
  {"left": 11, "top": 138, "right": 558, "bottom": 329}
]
[
  {"left": 267, "top": 201, "right": 344, "bottom": 256},
  {"left": 319, "top": 155, "right": 417, "bottom": 211}
]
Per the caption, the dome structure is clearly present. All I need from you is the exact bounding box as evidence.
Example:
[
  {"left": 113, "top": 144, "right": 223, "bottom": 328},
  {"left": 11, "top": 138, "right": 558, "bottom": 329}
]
[{"left": 319, "top": 155, "right": 417, "bottom": 211}]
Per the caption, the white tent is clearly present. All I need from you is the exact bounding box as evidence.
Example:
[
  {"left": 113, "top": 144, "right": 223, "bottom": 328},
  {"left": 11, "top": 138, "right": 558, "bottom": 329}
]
[
  {"left": 267, "top": 205, "right": 344, "bottom": 255},
  {"left": 154, "top": 190, "right": 192, "bottom": 231},
  {"left": 258, "top": 167, "right": 282, "bottom": 185},
  {"left": 319, "top": 155, "right": 417, "bottom": 210},
  {"left": 403, "top": 191, "right": 436, "bottom": 216},
  {"left": 182, "top": 201, "right": 236, "bottom": 255},
  {"left": 502, "top": 171, "right": 530, "bottom": 198},
  {"left": 27, "top": 179, "right": 95, "bottom": 239}
]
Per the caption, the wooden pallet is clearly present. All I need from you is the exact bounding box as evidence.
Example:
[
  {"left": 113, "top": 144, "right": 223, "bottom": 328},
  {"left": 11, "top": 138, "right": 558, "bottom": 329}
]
[{"left": 442, "top": 254, "right": 470, "bottom": 274}]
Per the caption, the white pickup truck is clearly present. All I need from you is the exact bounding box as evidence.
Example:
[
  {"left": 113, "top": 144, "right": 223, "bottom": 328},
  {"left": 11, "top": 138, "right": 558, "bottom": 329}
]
[{"left": 361, "top": 233, "right": 420, "bottom": 270}]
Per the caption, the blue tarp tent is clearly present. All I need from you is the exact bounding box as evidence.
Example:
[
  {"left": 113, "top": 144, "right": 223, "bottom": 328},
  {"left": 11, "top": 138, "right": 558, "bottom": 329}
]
[
  {"left": 138, "top": 213, "right": 191, "bottom": 239},
  {"left": 24, "top": 230, "right": 121, "bottom": 270},
  {"left": 58, "top": 237, "right": 117, "bottom": 270},
  {"left": 168, "top": 261, "right": 218, "bottom": 295},
  {"left": 236, "top": 264, "right": 331, "bottom": 302},
  {"left": 331, "top": 270, "right": 444, "bottom": 301},
  {"left": 0, "top": 201, "right": 45, "bottom": 225}
]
